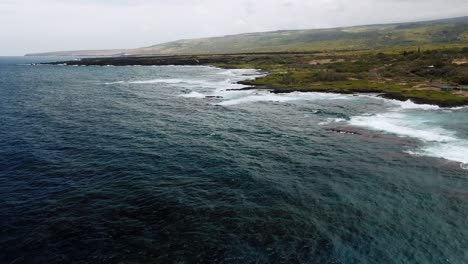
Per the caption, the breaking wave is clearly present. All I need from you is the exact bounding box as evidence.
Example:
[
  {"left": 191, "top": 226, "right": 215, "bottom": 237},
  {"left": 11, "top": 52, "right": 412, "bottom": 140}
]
[
  {"left": 216, "top": 92, "right": 351, "bottom": 106},
  {"left": 3, "top": 60, "right": 468, "bottom": 264},
  {"left": 105, "top": 78, "right": 195, "bottom": 85},
  {"left": 105, "top": 66, "right": 468, "bottom": 168},
  {"left": 349, "top": 103, "right": 468, "bottom": 168}
]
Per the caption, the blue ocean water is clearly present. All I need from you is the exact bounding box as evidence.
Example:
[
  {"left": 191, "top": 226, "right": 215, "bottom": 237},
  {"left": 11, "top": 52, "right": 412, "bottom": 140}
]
[{"left": 0, "top": 57, "right": 467, "bottom": 263}]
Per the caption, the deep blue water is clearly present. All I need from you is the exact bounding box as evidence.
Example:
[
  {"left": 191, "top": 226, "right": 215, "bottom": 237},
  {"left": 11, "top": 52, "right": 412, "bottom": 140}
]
[{"left": 0, "top": 57, "right": 467, "bottom": 264}]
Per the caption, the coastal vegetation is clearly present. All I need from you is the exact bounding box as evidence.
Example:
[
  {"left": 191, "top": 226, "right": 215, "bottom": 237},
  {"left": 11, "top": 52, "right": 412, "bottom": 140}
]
[
  {"left": 51, "top": 45, "right": 468, "bottom": 106},
  {"left": 214, "top": 46, "right": 468, "bottom": 106},
  {"left": 29, "top": 16, "right": 468, "bottom": 57},
  {"left": 45, "top": 16, "right": 468, "bottom": 106}
]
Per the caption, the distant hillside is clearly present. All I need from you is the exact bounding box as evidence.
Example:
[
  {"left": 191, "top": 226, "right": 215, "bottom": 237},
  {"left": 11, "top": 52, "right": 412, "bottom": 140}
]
[
  {"left": 26, "top": 16, "right": 468, "bottom": 56},
  {"left": 26, "top": 49, "right": 127, "bottom": 57}
]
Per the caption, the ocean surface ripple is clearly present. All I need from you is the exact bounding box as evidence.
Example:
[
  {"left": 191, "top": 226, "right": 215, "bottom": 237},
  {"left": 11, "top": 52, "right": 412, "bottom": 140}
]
[{"left": 0, "top": 57, "right": 467, "bottom": 264}]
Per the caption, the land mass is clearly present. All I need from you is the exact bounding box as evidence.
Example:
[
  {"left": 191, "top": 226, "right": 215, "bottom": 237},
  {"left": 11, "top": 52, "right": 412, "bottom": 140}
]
[
  {"left": 46, "top": 47, "right": 468, "bottom": 107},
  {"left": 42, "top": 16, "right": 468, "bottom": 107},
  {"left": 28, "top": 16, "right": 468, "bottom": 57}
]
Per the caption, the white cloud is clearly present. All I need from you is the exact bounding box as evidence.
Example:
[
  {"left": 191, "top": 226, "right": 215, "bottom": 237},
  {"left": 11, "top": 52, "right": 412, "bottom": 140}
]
[{"left": 0, "top": 0, "right": 466, "bottom": 55}]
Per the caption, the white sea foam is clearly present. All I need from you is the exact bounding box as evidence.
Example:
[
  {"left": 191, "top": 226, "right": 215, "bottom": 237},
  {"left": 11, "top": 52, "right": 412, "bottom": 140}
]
[
  {"left": 349, "top": 112, "right": 455, "bottom": 142},
  {"left": 349, "top": 95, "right": 468, "bottom": 167},
  {"left": 218, "top": 69, "right": 264, "bottom": 79},
  {"left": 319, "top": 118, "right": 347, "bottom": 126},
  {"left": 349, "top": 110, "right": 468, "bottom": 168},
  {"left": 105, "top": 78, "right": 181, "bottom": 85},
  {"left": 104, "top": 81, "right": 126, "bottom": 85},
  {"left": 450, "top": 106, "right": 468, "bottom": 110},
  {"left": 124, "top": 66, "right": 465, "bottom": 168},
  {"left": 105, "top": 78, "right": 228, "bottom": 87},
  {"left": 420, "top": 143, "right": 468, "bottom": 166},
  {"left": 357, "top": 95, "right": 441, "bottom": 110},
  {"left": 105, "top": 67, "right": 264, "bottom": 99},
  {"left": 131, "top": 79, "right": 184, "bottom": 84},
  {"left": 216, "top": 92, "right": 350, "bottom": 106},
  {"left": 391, "top": 100, "right": 440, "bottom": 110},
  {"left": 107, "top": 65, "right": 467, "bottom": 167},
  {"left": 216, "top": 93, "right": 296, "bottom": 106}
]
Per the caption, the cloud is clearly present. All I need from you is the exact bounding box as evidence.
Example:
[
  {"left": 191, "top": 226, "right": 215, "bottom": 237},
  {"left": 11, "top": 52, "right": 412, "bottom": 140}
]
[{"left": 0, "top": 0, "right": 466, "bottom": 55}]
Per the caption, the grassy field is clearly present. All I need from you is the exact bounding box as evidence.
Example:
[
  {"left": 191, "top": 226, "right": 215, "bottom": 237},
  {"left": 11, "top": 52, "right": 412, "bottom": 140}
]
[
  {"left": 46, "top": 14, "right": 468, "bottom": 107},
  {"left": 50, "top": 45, "right": 468, "bottom": 106},
  {"left": 29, "top": 16, "right": 468, "bottom": 56},
  {"left": 130, "top": 17, "right": 468, "bottom": 56},
  {"left": 208, "top": 46, "right": 468, "bottom": 106}
]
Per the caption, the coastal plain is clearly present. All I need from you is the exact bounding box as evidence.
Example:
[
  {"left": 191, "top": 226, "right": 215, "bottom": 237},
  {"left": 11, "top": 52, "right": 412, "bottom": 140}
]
[{"left": 50, "top": 46, "right": 468, "bottom": 107}]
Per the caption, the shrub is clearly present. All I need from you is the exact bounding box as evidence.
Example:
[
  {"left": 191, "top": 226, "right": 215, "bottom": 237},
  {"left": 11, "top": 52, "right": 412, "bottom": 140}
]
[
  {"left": 455, "top": 76, "right": 468, "bottom": 85},
  {"left": 311, "top": 71, "right": 347, "bottom": 82}
]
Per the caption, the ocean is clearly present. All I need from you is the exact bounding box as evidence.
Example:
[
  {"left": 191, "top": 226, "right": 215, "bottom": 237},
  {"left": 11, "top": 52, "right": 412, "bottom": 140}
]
[{"left": 1, "top": 57, "right": 467, "bottom": 263}]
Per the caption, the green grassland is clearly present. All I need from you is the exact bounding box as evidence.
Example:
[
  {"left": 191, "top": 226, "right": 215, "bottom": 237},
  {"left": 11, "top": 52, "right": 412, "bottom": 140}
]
[
  {"left": 210, "top": 46, "right": 468, "bottom": 106},
  {"left": 29, "top": 16, "right": 468, "bottom": 56},
  {"left": 134, "top": 17, "right": 468, "bottom": 55},
  {"left": 45, "top": 16, "right": 468, "bottom": 106},
  {"left": 52, "top": 45, "right": 468, "bottom": 106}
]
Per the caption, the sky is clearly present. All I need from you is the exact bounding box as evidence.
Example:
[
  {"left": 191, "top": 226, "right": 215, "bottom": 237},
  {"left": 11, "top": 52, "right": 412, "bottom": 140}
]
[{"left": 0, "top": 0, "right": 467, "bottom": 55}]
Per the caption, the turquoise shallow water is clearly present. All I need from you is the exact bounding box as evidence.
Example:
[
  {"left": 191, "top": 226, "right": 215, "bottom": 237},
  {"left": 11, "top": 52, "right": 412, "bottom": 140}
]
[{"left": 0, "top": 57, "right": 467, "bottom": 263}]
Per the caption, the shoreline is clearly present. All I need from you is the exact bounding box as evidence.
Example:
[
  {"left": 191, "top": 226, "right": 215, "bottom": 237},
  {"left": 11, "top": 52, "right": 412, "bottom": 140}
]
[
  {"left": 43, "top": 52, "right": 468, "bottom": 108},
  {"left": 236, "top": 80, "right": 468, "bottom": 108},
  {"left": 39, "top": 58, "right": 468, "bottom": 168}
]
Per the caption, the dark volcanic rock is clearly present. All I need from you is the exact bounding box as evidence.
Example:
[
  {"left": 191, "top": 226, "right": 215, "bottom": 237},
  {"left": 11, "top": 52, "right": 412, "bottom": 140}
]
[
  {"left": 45, "top": 54, "right": 468, "bottom": 108},
  {"left": 325, "top": 126, "right": 416, "bottom": 144}
]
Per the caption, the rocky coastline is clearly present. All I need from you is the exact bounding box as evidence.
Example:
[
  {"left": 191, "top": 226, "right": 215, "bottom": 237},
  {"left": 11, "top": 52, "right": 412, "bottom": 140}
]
[{"left": 45, "top": 53, "right": 468, "bottom": 108}]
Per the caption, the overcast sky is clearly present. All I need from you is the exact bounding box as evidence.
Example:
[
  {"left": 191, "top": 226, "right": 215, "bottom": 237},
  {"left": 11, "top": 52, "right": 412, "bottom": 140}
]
[{"left": 0, "top": 0, "right": 467, "bottom": 55}]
